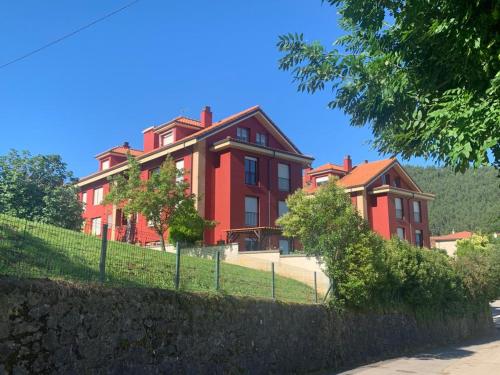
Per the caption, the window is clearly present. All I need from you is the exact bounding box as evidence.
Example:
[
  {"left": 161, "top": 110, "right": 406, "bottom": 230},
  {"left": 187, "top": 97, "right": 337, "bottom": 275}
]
[
  {"left": 415, "top": 230, "right": 423, "bottom": 247},
  {"left": 149, "top": 167, "right": 160, "bottom": 177},
  {"left": 93, "top": 187, "right": 104, "bottom": 206},
  {"left": 175, "top": 159, "right": 184, "bottom": 183},
  {"left": 413, "top": 201, "right": 421, "bottom": 223},
  {"left": 256, "top": 133, "right": 267, "bottom": 146},
  {"left": 396, "top": 227, "right": 405, "bottom": 240},
  {"left": 161, "top": 131, "right": 174, "bottom": 146},
  {"left": 236, "top": 127, "right": 249, "bottom": 142},
  {"left": 394, "top": 197, "right": 403, "bottom": 219},
  {"left": 316, "top": 176, "right": 329, "bottom": 186},
  {"left": 278, "top": 201, "right": 288, "bottom": 217},
  {"left": 382, "top": 173, "right": 391, "bottom": 185},
  {"left": 107, "top": 214, "right": 113, "bottom": 227},
  {"left": 245, "top": 196, "right": 258, "bottom": 226},
  {"left": 244, "top": 237, "right": 258, "bottom": 251},
  {"left": 394, "top": 177, "right": 401, "bottom": 188},
  {"left": 101, "top": 159, "right": 110, "bottom": 170},
  {"left": 244, "top": 157, "right": 258, "bottom": 185},
  {"left": 81, "top": 192, "right": 87, "bottom": 209},
  {"left": 279, "top": 239, "right": 290, "bottom": 254},
  {"left": 278, "top": 163, "right": 290, "bottom": 192},
  {"left": 91, "top": 217, "right": 102, "bottom": 236}
]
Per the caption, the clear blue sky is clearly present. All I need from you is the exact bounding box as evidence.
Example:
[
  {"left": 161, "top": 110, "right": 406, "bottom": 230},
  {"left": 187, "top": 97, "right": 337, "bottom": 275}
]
[{"left": 0, "top": 0, "right": 429, "bottom": 177}]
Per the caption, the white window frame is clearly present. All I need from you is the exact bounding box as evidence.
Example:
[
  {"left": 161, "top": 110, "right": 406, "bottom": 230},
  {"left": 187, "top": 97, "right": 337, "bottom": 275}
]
[
  {"left": 413, "top": 201, "right": 421, "bottom": 223},
  {"left": 256, "top": 132, "right": 267, "bottom": 146},
  {"left": 161, "top": 131, "right": 174, "bottom": 146},
  {"left": 175, "top": 159, "right": 184, "bottom": 183},
  {"left": 82, "top": 192, "right": 87, "bottom": 208},
  {"left": 415, "top": 229, "right": 423, "bottom": 247},
  {"left": 236, "top": 127, "right": 249, "bottom": 142},
  {"left": 396, "top": 227, "right": 405, "bottom": 240},
  {"left": 395, "top": 197, "right": 403, "bottom": 219},
  {"left": 101, "top": 159, "right": 110, "bottom": 171},
  {"left": 315, "top": 176, "right": 329, "bottom": 186},
  {"left": 245, "top": 196, "right": 258, "bottom": 226},
  {"left": 91, "top": 217, "right": 102, "bottom": 236},
  {"left": 93, "top": 187, "right": 104, "bottom": 206},
  {"left": 278, "top": 163, "right": 290, "bottom": 192}
]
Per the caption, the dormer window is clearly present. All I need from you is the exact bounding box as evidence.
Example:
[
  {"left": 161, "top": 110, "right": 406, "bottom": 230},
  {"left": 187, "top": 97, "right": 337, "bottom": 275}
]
[
  {"left": 161, "top": 131, "right": 174, "bottom": 146},
  {"left": 316, "top": 176, "right": 329, "bottom": 186},
  {"left": 236, "top": 128, "right": 249, "bottom": 142},
  {"left": 256, "top": 133, "right": 267, "bottom": 146},
  {"left": 381, "top": 173, "right": 390, "bottom": 185},
  {"left": 101, "top": 159, "right": 110, "bottom": 171}
]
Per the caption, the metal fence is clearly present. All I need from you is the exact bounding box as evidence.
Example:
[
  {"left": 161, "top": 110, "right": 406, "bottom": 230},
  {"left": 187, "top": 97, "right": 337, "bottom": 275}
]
[{"left": 0, "top": 214, "right": 321, "bottom": 304}]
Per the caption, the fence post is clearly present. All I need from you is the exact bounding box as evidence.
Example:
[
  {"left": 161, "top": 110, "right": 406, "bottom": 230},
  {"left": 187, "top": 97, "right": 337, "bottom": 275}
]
[
  {"left": 314, "top": 271, "right": 318, "bottom": 303},
  {"left": 175, "top": 242, "right": 180, "bottom": 290},
  {"left": 99, "top": 224, "right": 108, "bottom": 283},
  {"left": 215, "top": 251, "right": 220, "bottom": 291},
  {"left": 271, "top": 262, "right": 275, "bottom": 300}
]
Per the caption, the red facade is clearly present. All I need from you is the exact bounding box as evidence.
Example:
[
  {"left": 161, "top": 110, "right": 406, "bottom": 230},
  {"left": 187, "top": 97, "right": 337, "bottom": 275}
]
[
  {"left": 77, "top": 106, "right": 434, "bottom": 251},
  {"left": 77, "top": 106, "right": 313, "bottom": 251},
  {"left": 304, "top": 157, "right": 434, "bottom": 247}
]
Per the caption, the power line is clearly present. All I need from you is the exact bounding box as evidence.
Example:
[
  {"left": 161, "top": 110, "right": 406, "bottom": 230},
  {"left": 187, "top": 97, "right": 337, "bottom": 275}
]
[{"left": 0, "top": 0, "right": 141, "bottom": 70}]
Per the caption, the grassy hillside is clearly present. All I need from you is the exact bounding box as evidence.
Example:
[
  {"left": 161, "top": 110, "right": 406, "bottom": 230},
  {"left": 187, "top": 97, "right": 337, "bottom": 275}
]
[
  {"left": 406, "top": 166, "right": 499, "bottom": 235},
  {"left": 0, "top": 214, "right": 315, "bottom": 303}
]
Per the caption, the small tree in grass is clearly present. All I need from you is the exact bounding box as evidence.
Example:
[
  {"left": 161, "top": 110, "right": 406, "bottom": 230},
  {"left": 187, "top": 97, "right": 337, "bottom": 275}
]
[
  {"left": 277, "top": 179, "right": 384, "bottom": 308},
  {"left": 104, "top": 154, "right": 210, "bottom": 251}
]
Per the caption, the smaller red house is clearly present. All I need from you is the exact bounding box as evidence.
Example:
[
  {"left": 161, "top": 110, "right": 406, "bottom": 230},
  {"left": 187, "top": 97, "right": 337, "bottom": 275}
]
[{"left": 304, "top": 156, "right": 434, "bottom": 247}]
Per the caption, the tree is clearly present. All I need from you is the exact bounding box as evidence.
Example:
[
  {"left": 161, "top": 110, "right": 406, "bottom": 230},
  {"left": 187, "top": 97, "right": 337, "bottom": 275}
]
[
  {"left": 277, "top": 179, "right": 384, "bottom": 308},
  {"left": 406, "top": 165, "right": 500, "bottom": 235},
  {"left": 277, "top": 1, "right": 500, "bottom": 172},
  {"left": 104, "top": 154, "right": 210, "bottom": 251},
  {"left": 0, "top": 150, "right": 82, "bottom": 230},
  {"left": 169, "top": 198, "right": 215, "bottom": 246},
  {"left": 454, "top": 234, "right": 500, "bottom": 302}
]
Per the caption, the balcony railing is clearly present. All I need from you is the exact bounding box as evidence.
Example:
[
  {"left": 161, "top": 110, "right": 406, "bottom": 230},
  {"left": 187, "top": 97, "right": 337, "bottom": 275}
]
[
  {"left": 278, "top": 177, "right": 290, "bottom": 192},
  {"left": 245, "top": 212, "right": 258, "bottom": 226}
]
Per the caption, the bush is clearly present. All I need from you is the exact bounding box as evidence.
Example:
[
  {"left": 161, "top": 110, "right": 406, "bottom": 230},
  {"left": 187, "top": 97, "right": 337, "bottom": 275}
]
[
  {"left": 379, "top": 238, "right": 460, "bottom": 310},
  {"left": 278, "top": 179, "right": 498, "bottom": 312},
  {"left": 454, "top": 234, "right": 500, "bottom": 303}
]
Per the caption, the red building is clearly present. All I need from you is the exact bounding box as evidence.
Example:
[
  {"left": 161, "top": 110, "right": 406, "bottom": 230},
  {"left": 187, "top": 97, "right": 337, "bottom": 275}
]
[
  {"left": 76, "top": 106, "right": 314, "bottom": 251},
  {"left": 303, "top": 157, "right": 434, "bottom": 247}
]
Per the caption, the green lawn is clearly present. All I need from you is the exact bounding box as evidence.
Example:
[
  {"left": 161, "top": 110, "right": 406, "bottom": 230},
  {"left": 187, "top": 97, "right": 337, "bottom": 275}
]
[{"left": 0, "top": 214, "right": 316, "bottom": 303}]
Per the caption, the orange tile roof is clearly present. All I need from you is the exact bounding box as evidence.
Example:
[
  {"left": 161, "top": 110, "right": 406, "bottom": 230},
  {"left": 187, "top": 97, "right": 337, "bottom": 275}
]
[
  {"left": 192, "top": 105, "right": 261, "bottom": 137},
  {"left": 337, "top": 158, "right": 396, "bottom": 188},
  {"left": 309, "top": 163, "right": 346, "bottom": 174},
  {"left": 111, "top": 146, "right": 143, "bottom": 156},
  {"left": 95, "top": 145, "right": 143, "bottom": 159},
  {"left": 430, "top": 231, "right": 473, "bottom": 241}
]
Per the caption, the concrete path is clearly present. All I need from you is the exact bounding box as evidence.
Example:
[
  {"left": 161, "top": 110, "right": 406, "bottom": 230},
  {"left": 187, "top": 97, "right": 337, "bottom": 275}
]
[{"left": 336, "top": 301, "right": 500, "bottom": 375}]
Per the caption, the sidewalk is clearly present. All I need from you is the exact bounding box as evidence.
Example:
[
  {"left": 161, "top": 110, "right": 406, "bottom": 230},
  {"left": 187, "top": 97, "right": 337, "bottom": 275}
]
[{"left": 335, "top": 301, "right": 500, "bottom": 375}]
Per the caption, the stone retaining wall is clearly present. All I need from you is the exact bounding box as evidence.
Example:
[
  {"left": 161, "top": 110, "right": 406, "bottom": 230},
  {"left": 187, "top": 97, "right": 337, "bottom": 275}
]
[{"left": 0, "top": 277, "right": 494, "bottom": 374}]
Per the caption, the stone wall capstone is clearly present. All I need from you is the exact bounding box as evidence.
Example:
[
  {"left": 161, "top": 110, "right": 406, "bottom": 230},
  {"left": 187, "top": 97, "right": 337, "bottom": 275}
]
[{"left": 0, "top": 277, "right": 494, "bottom": 374}]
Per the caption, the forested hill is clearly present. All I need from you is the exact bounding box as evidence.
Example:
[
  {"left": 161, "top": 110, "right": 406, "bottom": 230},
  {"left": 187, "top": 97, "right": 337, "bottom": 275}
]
[{"left": 405, "top": 166, "right": 499, "bottom": 236}]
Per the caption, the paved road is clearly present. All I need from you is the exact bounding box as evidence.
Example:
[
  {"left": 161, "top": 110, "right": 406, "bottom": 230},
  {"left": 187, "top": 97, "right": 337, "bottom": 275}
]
[{"left": 336, "top": 301, "right": 500, "bottom": 375}]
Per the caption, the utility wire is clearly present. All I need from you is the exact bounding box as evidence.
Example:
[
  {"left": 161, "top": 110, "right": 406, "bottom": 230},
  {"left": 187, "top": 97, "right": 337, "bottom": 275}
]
[{"left": 0, "top": 0, "right": 141, "bottom": 70}]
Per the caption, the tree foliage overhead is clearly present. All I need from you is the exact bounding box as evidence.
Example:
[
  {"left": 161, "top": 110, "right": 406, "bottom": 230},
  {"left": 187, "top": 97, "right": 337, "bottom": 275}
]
[
  {"left": 406, "top": 165, "right": 500, "bottom": 235},
  {"left": 0, "top": 150, "right": 82, "bottom": 230},
  {"left": 277, "top": 0, "right": 500, "bottom": 171},
  {"left": 104, "top": 155, "right": 211, "bottom": 251}
]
